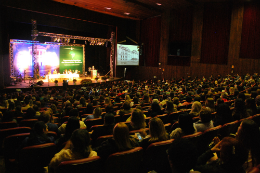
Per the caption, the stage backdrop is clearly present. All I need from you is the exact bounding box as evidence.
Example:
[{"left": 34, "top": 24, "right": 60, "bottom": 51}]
[
  {"left": 59, "top": 46, "right": 83, "bottom": 74},
  {"left": 11, "top": 40, "right": 84, "bottom": 77}
]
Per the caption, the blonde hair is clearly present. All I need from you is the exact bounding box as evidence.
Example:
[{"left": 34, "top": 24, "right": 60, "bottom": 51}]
[
  {"left": 113, "top": 122, "right": 133, "bottom": 151},
  {"left": 149, "top": 118, "right": 169, "bottom": 142}
]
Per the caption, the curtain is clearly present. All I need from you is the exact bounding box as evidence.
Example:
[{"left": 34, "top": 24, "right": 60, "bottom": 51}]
[
  {"left": 240, "top": 2, "right": 260, "bottom": 59},
  {"left": 141, "top": 16, "right": 161, "bottom": 67},
  {"left": 200, "top": 3, "right": 232, "bottom": 64}
]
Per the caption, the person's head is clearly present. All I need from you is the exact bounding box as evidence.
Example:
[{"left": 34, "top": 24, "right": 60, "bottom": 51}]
[
  {"left": 167, "top": 138, "right": 197, "bottom": 173},
  {"left": 125, "top": 95, "right": 131, "bottom": 101},
  {"left": 245, "top": 98, "right": 256, "bottom": 111},
  {"left": 33, "top": 121, "right": 47, "bottom": 135},
  {"left": 151, "top": 102, "right": 161, "bottom": 113},
  {"left": 26, "top": 108, "right": 36, "bottom": 119},
  {"left": 105, "top": 104, "right": 114, "bottom": 113},
  {"left": 236, "top": 119, "right": 260, "bottom": 152},
  {"left": 173, "top": 97, "right": 179, "bottom": 105},
  {"left": 122, "top": 101, "right": 131, "bottom": 111},
  {"left": 104, "top": 113, "right": 115, "bottom": 126},
  {"left": 66, "top": 116, "right": 80, "bottom": 135},
  {"left": 178, "top": 113, "right": 195, "bottom": 135},
  {"left": 131, "top": 109, "right": 146, "bottom": 130},
  {"left": 133, "top": 96, "right": 139, "bottom": 104},
  {"left": 143, "top": 94, "right": 150, "bottom": 102},
  {"left": 38, "top": 111, "right": 50, "bottom": 123},
  {"left": 93, "top": 107, "right": 102, "bottom": 118},
  {"left": 205, "top": 98, "right": 215, "bottom": 110},
  {"left": 69, "top": 109, "right": 79, "bottom": 118},
  {"left": 105, "top": 97, "right": 111, "bottom": 104},
  {"left": 238, "top": 93, "right": 246, "bottom": 101},
  {"left": 113, "top": 122, "right": 133, "bottom": 151},
  {"left": 115, "top": 96, "right": 121, "bottom": 103},
  {"left": 70, "top": 129, "right": 91, "bottom": 157},
  {"left": 166, "top": 101, "right": 174, "bottom": 112},
  {"left": 234, "top": 98, "right": 246, "bottom": 112},
  {"left": 185, "top": 96, "right": 192, "bottom": 103},
  {"left": 199, "top": 108, "right": 212, "bottom": 123},
  {"left": 8, "top": 102, "right": 15, "bottom": 110},
  {"left": 79, "top": 97, "right": 86, "bottom": 106},
  {"left": 190, "top": 101, "right": 202, "bottom": 113},
  {"left": 219, "top": 137, "right": 247, "bottom": 166},
  {"left": 149, "top": 117, "right": 168, "bottom": 142},
  {"left": 85, "top": 103, "right": 93, "bottom": 114}
]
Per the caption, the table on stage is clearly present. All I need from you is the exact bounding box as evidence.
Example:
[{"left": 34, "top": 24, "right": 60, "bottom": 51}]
[{"left": 47, "top": 74, "right": 79, "bottom": 81}]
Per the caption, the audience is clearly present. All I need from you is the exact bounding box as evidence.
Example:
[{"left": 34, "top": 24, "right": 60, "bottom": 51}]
[
  {"left": 194, "top": 108, "right": 214, "bottom": 132},
  {"left": 49, "top": 129, "right": 96, "bottom": 171}
]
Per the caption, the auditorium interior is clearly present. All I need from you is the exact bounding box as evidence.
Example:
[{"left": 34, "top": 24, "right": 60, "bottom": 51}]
[{"left": 1, "top": 0, "right": 260, "bottom": 172}]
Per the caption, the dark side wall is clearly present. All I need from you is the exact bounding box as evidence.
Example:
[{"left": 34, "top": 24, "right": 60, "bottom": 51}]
[{"left": 127, "top": 1, "right": 260, "bottom": 80}]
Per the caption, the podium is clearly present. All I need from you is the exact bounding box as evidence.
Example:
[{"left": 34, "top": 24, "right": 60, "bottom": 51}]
[{"left": 91, "top": 70, "right": 97, "bottom": 79}]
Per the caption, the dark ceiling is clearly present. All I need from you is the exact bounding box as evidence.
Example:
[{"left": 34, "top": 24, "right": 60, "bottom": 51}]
[{"left": 52, "top": 0, "right": 246, "bottom": 20}]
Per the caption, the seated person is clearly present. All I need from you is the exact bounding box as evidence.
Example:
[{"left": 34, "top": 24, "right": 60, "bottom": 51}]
[
  {"left": 53, "top": 69, "right": 57, "bottom": 74},
  {"left": 91, "top": 113, "right": 115, "bottom": 142},
  {"left": 58, "top": 109, "right": 86, "bottom": 134},
  {"left": 195, "top": 137, "right": 248, "bottom": 173},
  {"left": 127, "top": 109, "right": 146, "bottom": 132},
  {"left": 49, "top": 129, "right": 97, "bottom": 171},
  {"left": 167, "top": 138, "right": 198, "bottom": 173},
  {"left": 39, "top": 111, "right": 59, "bottom": 136},
  {"left": 140, "top": 117, "right": 169, "bottom": 150},
  {"left": 55, "top": 117, "right": 80, "bottom": 151},
  {"left": 22, "top": 121, "right": 55, "bottom": 147},
  {"left": 194, "top": 108, "right": 214, "bottom": 132},
  {"left": 170, "top": 113, "right": 197, "bottom": 139},
  {"left": 94, "top": 122, "right": 139, "bottom": 160}
]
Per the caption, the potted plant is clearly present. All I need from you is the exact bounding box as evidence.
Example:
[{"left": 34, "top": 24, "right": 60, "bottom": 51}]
[
  {"left": 54, "top": 80, "right": 58, "bottom": 86},
  {"left": 73, "top": 79, "right": 77, "bottom": 85}
]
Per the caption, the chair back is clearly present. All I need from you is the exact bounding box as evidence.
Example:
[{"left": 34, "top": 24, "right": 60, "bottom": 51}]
[
  {"left": 3, "top": 133, "right": 30, "bottom": 169},
  {"left": 156, "top": 114, "right": 168, "bottom": 124},
  {"left": 144, "top": 139, "right": 174, "bottom": 173},
  {"left": 19, "top": 143, "right": 56, "bottom": 173},
  {"left": 95, "top": 135, "right": 113, "bottom": 147},
  {"left": 57, "top": 156, "right": 101, "bottom": 173},
  {"left": 105, "top": 147, "right": 143, "bottom": 173},
  {"left": 0, "top": 121, "right": 18, "bottom": 129},
  {"left": 0, "top": 127, "right": 31, "bottom": 153},
  {"left": 84, "top": 118, "right": 103, "bottom": 131},
  {"left": 121, "top": 113, "right": 132, "bottom": 122},
  {"left": 19, "top": 119, "right": 38, "bottom": 128},
  {"left": 220, "top": 120, "right": 240, "bottom": 137}
]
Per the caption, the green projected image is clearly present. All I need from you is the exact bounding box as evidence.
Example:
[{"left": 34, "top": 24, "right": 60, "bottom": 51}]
[{"left": 59, "top": 46, "right": 83, "bottom": 74}]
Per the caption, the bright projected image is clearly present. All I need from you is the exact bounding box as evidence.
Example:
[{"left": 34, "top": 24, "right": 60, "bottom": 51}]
[
  {"left": 11, "top": 40, "right": 84, "bottom": 77},
  {"left": 117, "top": 44, "right": 139, "bottom": 66}
]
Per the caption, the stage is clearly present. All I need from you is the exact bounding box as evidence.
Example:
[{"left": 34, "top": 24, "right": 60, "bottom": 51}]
[{"left": 5, "top": 76, "right": 121, "bottom": 90}]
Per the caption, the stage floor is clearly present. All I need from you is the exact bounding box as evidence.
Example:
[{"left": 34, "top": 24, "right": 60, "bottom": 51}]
[{"left": 5, "top": 76, "right": 121, "bottom": 89}]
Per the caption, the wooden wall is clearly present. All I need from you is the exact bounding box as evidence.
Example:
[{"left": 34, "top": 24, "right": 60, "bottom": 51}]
[{"left": 126, "top": 1, "right": 260, "bottom": 80}]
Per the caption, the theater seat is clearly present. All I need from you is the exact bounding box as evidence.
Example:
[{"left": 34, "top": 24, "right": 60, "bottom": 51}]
[
  {"left": 0, "top": 127, "right": 31, "bottom": 154},
  {"left": 84, "top": 118, "right": 103, "bottom": 131},
  {"left": 143, "top": 139, "right": 174, "bottom": 173},
  {"left": 56, "top": 156, "right": 102, "bottom": 173},
  {"left": 0, "top": 121, "right": 18, "bottom": 129},
  {"left": 3, "top": 133, "right": 30, "bottom": 170},
  {"left": 19, "top": 119, "right": 38, "bottom": 128},
  {"left": 19, "top": 143, "right": 56, "bottom": 173},
  {"left": 105, "top": 147, "right": 143, "bottom": 173}
]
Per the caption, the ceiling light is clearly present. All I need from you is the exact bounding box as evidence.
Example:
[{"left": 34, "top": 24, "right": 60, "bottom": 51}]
[
  {"left": 124, "top": 12, "right": 130, "bottom": 15},
  {"left": 156, "top": 3, "right": 162, "bottom": 6},
  {"left": 105, "top": 7, "right": 111, "bottom": 10}
]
